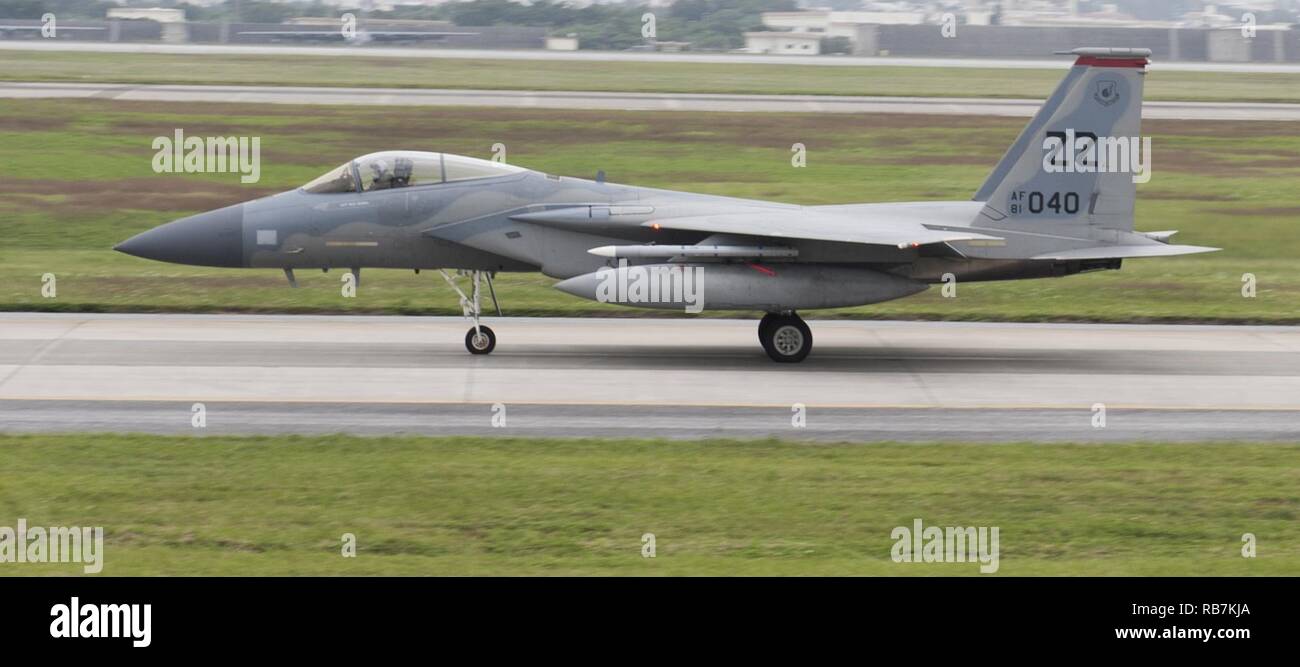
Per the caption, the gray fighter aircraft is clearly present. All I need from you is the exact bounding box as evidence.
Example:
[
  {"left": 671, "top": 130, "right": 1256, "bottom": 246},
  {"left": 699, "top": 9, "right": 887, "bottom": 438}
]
[{"left": 116, "top": 47, "right": 1216, "bottom": 362}]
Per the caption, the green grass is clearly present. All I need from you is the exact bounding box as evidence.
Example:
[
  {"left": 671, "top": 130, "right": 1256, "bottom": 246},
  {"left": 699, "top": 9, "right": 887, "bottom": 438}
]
[
  {"left": 1, "top": 98, "right": 1296, "bottom": 323},
  {"left": 5, "top": 49, "right": 1300, "bottom": 102},
  {"left": 0, "top": 433, "right": 1295, "bottom": 576}
]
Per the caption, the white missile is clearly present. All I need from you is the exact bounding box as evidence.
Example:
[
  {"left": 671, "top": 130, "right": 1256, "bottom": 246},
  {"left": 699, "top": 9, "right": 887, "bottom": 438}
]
[{"left": 587, "top": 245, "right": 798, "bottom": 259}]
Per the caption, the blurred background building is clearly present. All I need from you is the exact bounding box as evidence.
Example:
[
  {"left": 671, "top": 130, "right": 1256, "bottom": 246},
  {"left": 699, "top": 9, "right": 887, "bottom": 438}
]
[{"left": 0, "top": 0, "right": 1296, "bottom": 61}]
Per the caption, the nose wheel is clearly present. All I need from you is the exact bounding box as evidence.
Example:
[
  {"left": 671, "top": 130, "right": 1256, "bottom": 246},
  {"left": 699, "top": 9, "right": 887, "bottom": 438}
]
[
  {"left": 439, "top": 269, "right": 501, "bottom": 356},
  {"left": 465, "top": 325, "right": 496, "bottom": 355},
  {"left": 758, "top": 312, "right": 812, "bottom": 363}
]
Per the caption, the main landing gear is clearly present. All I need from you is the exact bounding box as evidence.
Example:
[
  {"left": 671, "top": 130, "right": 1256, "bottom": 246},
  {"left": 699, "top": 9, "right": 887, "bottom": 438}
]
[
  {"left": 758, "top": 312, "right": 813, "bottom": 363},
  {"left": 439, "top": 269, "right": 500, "bottom": 355}
]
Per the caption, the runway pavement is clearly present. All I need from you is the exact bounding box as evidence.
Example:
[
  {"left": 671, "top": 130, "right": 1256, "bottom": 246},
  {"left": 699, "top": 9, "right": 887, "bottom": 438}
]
[
  {"left": 5, "top": 41, "right": 1300, "bottom": 73},
  {"left": 1, "top": 313, "right": 1296, "bottom": 441},
  {"left": 3, "top": 82, "right": 1298, "bottom": 120}
]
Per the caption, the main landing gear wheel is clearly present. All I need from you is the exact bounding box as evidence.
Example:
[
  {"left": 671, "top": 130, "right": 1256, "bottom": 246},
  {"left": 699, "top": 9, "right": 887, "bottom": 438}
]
[
  {"left": 465, "top": 325, "right": 496, "bottom": 355},
  {"left": 759, "top": 314, "right": 812, "bottom": 363},
  {"left": 758, "top": 313, "right": 779, "bottom": 344}
]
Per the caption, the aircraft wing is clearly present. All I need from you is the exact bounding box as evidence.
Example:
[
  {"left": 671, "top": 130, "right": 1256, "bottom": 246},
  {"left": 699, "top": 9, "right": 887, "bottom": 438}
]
[
  {"left": 1032, "top": 244, "right": 1220, "bottom": 260},
  {"left": 644, "top": 210, "right": 1003, "bottom": 249}
]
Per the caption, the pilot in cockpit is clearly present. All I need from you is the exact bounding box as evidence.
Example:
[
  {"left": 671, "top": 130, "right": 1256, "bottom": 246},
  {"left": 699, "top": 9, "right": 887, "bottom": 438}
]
[{"left": 367, "top": 159, "right": 393, "bottom": 191}]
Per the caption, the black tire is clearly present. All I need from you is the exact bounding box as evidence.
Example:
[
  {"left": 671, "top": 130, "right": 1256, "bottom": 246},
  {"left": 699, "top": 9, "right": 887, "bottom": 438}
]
[
  {"left": 465, "top": 325, "right": 496, "bottom": 355},
  {"left": 760, "top": 315, "right": 812, "bottom": 363},
  {"left": 758, "top": 313, "right": 779, "bottom": 345}
]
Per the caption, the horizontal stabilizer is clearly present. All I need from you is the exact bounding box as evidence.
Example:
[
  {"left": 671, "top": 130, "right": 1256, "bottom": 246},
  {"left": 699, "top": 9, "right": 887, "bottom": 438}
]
[
  {"left": 1140, "top": 230, "right": 1179, "bottom": 243},
  {"left": 1032, "top": 244, "right": 1220, "bottom": 260}
]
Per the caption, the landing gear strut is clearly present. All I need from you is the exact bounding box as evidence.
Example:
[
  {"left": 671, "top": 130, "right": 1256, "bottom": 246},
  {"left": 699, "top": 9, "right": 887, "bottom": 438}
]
[
  {"left": 439, "top": 269, "right": 500, "bottom": 355},
  {"left": 758, "top": 312, "right": 812, "bottom": 363}
]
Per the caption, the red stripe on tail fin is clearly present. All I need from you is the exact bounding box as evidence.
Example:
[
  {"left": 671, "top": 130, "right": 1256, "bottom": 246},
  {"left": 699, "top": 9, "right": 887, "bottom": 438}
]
[{"left": 1075, "top": 56, "right": 1148, "bottom": 68}]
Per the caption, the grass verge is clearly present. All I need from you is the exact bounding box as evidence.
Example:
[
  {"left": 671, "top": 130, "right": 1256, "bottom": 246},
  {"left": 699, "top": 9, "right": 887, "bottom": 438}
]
[
  {"left": 1, "top": 433, "right": 1296, "bottom": 575},
  {"left": 5, "top": 49, "right": 1300, "bottom": 102}
]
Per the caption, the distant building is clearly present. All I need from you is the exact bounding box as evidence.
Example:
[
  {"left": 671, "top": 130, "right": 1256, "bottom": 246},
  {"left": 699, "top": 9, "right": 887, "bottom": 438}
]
[
  {"left": 546, "top": 34, "right": 580, "bottom": 51},
  {"left": 761, "top": 10, "right": 926, "bottom": 37},
  {"left": 107, "top": 7, "right": 187, "bottom": 43},
  {"left": 106, "top": 7, "right": 185, "bottom": 23},
  {"left": 651, "top": 41, "right": 692, "bottom": 52},
  {"left": 743, "top": 31, "right": 822, "bottom": 55},
  {"left": 759, "top": 9, "right": 926, "bottom": 54}
]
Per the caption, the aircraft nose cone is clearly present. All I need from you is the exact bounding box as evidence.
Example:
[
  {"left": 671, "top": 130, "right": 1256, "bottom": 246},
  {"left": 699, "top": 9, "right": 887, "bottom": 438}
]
[{"left": 115, "top": 204, "right": 245, "bottom": 267}]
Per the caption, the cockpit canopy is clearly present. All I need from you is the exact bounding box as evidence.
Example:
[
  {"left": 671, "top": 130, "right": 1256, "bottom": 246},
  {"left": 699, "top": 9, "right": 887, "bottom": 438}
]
[{"left": 301, "top": 151, "right": 527, "bottom": 194}]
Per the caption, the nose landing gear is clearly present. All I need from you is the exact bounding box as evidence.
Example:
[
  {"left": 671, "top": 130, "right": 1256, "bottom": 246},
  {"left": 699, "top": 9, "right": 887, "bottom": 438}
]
[
  {"left": 758, "top": 312, "right": 812, "bottom": 363},
  {"left": 465, "top": 325, "right": 496, "bottom": 355},
  {"left": 439, "top": 269, "right": 501, "bottom": 355}
]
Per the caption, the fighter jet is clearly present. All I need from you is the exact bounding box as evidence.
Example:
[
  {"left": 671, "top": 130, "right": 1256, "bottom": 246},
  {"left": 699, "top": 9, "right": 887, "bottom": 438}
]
[{"left": 116, "top": 47, "right": 1216, "bottom": 362}]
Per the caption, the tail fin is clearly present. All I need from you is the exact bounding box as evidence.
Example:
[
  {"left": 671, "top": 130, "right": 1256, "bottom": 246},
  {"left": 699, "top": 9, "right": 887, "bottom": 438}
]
[{"left": 973, "top": 47, "right": 1149, "bottom": 234}]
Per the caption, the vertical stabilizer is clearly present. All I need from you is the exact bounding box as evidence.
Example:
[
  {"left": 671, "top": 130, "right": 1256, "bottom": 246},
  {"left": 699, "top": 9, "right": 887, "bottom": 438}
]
[{"left": 973, "top": 47, "right": 1149, "bottom": 235}]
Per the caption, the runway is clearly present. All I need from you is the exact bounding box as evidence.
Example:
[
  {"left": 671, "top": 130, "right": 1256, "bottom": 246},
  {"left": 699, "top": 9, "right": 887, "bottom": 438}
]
[
  {"left": 4, "top": 82, "right": 1299, "bottom": 121},
  {"left": 1, "top": 313, "right": 1297, "bottom": 441},
  {"left": 6, "top": 41, "right": 1300, "bottom": 73}
]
